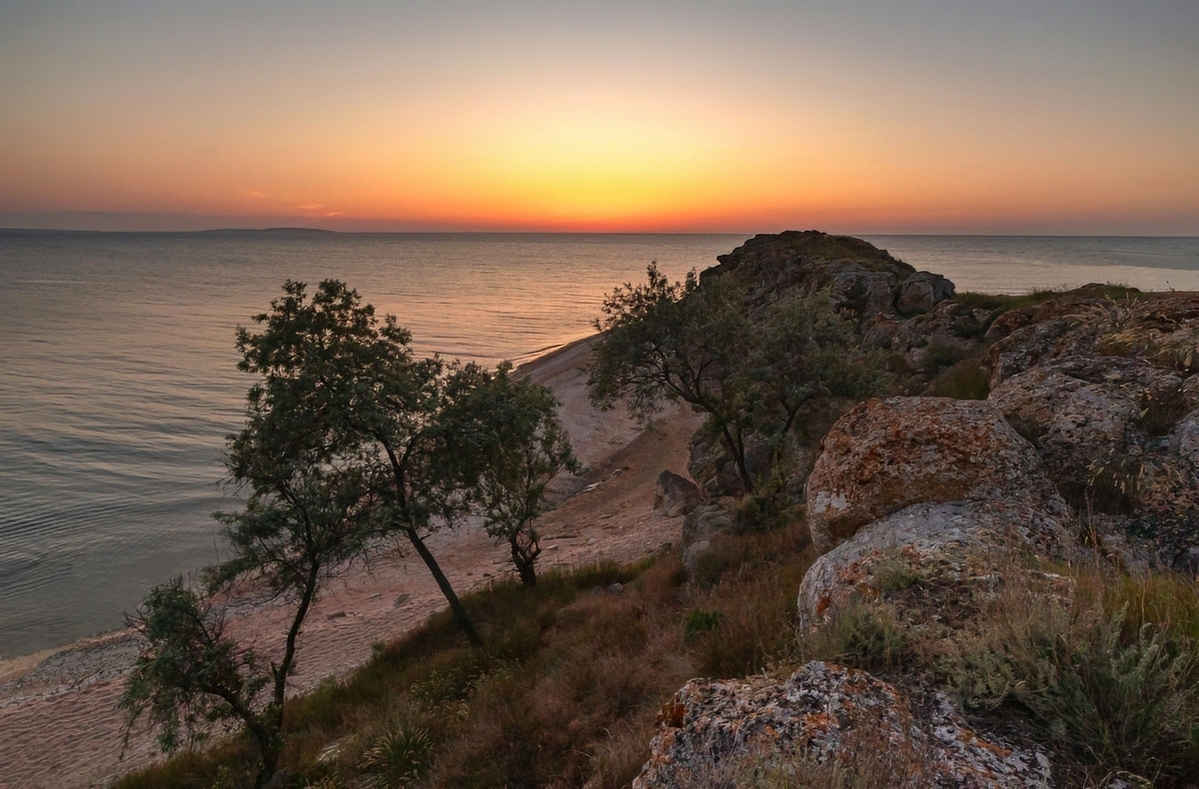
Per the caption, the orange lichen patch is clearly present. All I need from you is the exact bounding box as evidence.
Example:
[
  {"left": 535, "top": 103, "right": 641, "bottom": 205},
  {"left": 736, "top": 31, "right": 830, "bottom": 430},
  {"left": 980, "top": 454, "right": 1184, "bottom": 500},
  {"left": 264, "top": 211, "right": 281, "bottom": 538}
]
[
  {"left": 657, "top": 700, "right": 687, "bottom": 729},
  {"left": 803, "top": 711, "right": 834, "bottom": 733},
  {"left": 957, "top": 727, "right": 1014, "bottom": 758},
  {"left": 815, "top": 595, "right": 832, "bottom": 618}
]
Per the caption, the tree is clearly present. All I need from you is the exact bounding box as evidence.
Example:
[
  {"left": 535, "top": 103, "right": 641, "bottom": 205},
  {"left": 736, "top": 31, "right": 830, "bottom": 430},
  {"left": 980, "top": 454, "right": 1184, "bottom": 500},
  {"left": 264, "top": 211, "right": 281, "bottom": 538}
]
[
  {"left": 123, "top": 280, "right": 496, "bottom": 787},
  {"left": 231, "top": 279, "right": 483, "bottom": 646},
  {"left": 737, "top": 289, "right": 887, "bottom": 442},
  {"left": 588, "top": 266, "right": 885, "bottom": 493},
  {"left": 442, "top": 362, "right": 579, "bottom": 585},
  {"left": 588, "top": 264, "right": 758, "bottom": 491},
  {"left": 120, "top": 579, "right": 270, "bottom": 774}
]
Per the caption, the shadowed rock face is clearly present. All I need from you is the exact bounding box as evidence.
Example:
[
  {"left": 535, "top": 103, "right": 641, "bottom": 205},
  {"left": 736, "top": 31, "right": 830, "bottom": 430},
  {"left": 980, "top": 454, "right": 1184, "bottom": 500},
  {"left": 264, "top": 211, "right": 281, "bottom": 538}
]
[
  {"left": 702, "top": 230, "right": 953, "bottom": 319},
  {"left": 805, "top": 397, "right": 1068, "bottom": 555},
  {"left": 653, "top": 470, "right": 701, "bottom": 518},
  {"left": 634, "top": 661, "right": 1052, "bottom": 789},
  {"left": 982, "top": 295, "right": 1199, "bottom": 568}
]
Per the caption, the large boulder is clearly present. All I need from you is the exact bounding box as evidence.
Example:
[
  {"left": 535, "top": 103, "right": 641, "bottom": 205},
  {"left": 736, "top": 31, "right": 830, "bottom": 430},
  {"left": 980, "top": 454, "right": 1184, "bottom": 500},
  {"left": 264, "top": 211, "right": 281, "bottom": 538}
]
[
  {"left": 896, "top": 271, "right": 956, "bottom": 316},
  {"left": 988, "top": 365, "right": 1145, "bottom": 508},
  {"left": 797, "top": 500, "right": 1071, "bottom": 627},
  {"left": 653, "top": 470, "right": 702, "bottom": 517},
  {"left": 805, "top": 397, "right": 1065, "bottom": 554},
  {"left": 634, "top": 661, "right": 1051, "bottom": 789},
  {"left": 700, "top": 230, "right": 954, "bottom": 322}
]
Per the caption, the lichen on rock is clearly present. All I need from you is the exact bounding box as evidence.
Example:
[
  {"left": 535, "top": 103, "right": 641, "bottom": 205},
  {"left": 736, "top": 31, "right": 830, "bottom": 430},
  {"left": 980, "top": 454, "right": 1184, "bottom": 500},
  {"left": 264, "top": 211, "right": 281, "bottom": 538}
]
[
  {"left": 805, "top": 397, "right": 1068, "bottom": 555},
  {"left": 633, "top": 661, "right": 1051, "bottom": 789}
]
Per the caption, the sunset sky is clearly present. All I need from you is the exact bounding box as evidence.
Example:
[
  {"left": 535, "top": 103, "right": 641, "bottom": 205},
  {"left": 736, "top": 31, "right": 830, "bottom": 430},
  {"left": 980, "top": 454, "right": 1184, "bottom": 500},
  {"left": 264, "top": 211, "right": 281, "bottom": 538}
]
[{"left": 1, "top": 1, "right": 1196, "bottom": 234}]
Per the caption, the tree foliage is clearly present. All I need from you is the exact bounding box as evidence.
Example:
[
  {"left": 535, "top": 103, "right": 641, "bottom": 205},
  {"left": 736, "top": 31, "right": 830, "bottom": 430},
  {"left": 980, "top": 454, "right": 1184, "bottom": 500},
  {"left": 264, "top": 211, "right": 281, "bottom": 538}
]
[
  {"left": 229, "top": 279, "right": 483, "bottom": 645},
  {"left": 124, "top": 279, "right": 522, "bottom": 786},
  {"left": 588, "top": 264, "right": 758, "bottom": 490},
  {"left": 588, "top": 264, "right": 885, "bottom": 492},
  {"left": 120, "top": 579, "right": 274, "bottom": 783},
  {"left": 442, "top": 362, "right": 580, "bottom": 585}
]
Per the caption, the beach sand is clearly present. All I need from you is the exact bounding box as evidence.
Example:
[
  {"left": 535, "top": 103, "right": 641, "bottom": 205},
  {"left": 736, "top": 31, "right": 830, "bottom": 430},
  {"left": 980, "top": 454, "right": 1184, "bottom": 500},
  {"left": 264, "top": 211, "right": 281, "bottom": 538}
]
[{"left": 0, "top": 338, "right": 703, "bottom": 789}]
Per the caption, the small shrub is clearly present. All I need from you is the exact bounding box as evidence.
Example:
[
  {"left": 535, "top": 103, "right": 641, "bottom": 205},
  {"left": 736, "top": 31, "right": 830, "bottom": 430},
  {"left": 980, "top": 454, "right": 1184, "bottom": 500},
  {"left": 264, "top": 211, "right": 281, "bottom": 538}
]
[
  {"left": 925, "top": 358, "right": 990, "bottom": 400},
  {"left": 943, "top": 564, "right": 1199, "bottom": 785},
  {"left": 361, "top": 726, "right": 434, "bottom": 787},
  {"left": 800, "top": 602, "right": 909, "bottom": 672},
  {"left": 683, "top": 609, "right": 723, "bottom": 641}
]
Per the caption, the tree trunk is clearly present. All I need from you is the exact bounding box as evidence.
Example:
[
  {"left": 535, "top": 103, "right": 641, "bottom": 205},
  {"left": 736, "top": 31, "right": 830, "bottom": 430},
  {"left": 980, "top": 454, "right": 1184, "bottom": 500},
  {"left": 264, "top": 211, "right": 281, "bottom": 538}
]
[
  {"left": 717, "top": 421, "right": 755, "bottom": 493},
  {"left": 405, "top": 526, "right": 483, "bottom": 646},
  {"left": 512, "top": 538, "right": 538, "bottom": 587}
]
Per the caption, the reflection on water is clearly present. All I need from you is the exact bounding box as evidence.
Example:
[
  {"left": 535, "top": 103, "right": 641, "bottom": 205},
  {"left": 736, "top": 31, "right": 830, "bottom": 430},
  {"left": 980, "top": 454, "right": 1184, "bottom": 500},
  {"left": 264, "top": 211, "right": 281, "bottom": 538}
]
[
  {"left": 0, "top": 232, "right": 743, "bottom": 658},
  {"left": 1, "top": 231, "right": 1197, "bottom": 659}
]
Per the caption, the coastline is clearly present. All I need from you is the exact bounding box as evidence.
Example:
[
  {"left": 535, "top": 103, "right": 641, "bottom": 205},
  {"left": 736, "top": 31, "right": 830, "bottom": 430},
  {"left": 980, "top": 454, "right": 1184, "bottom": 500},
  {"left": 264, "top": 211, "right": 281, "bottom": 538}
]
[
  {"left": 0, "top": 335, "right": 703, "bottom": 788},
  {"left": 0, "top": 334, "right": 597, "bottom": 687}
]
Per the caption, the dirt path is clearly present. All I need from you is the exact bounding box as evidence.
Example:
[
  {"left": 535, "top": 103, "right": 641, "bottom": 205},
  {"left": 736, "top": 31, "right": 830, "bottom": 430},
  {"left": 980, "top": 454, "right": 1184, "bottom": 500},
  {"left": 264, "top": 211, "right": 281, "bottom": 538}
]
[{"left": 0, "top": 339, "right": 702, "bottom": 789}]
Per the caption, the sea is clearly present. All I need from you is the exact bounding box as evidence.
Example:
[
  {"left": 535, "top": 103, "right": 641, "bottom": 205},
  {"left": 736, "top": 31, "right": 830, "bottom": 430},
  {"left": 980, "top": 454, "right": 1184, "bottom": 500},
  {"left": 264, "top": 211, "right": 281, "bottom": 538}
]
[{"left": 2, "top": 231, "right": 1198, "bottom": 660}]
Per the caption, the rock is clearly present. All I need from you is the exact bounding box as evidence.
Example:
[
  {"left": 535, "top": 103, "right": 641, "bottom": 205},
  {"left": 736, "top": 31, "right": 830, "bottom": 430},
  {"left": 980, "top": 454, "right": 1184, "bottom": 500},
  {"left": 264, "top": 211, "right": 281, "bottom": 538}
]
[
  {"left": 680, "top": 540, "right": 713, "bottom": 578},
  {"left": 680, "top": 503, "right": 737, "bottom": 578},
  {"left": 1168, "top": 409, "right": 1199, "bottom": 467},
  {"left": 988, "top": 365, "right": 1143, "bottom": 508},
  {"left": 681, "top": 504, "right": 735, "bottom": 547},
  {"left": 701, "top": 230, "right": 924, "bottom": 321},
  {"left": 688, "top": 433, "right": 744, "bottom": 497},
  {"left": 797, "top": 500, "right": 1071, "bottom": 627},
  {"left": 687, "top": 430, "right": 776, "bottom": 497},
  {"left": 892, "top": 300, "right": 986, "bottom": 375},
  {"left": 896, "top": 271, "right": 955, "bottom": 316},
  {"left": 824, "top": 263, "right": 899, "bottom": 317},
  {"left": 634, "top": 661, "right": 1051, "bottom": 789},
  {"left": 653, "top": 470, "right": 702, "bottom": 517},
  {"left": 805, "top": 397, "right": 1065, "bottom": 554}
]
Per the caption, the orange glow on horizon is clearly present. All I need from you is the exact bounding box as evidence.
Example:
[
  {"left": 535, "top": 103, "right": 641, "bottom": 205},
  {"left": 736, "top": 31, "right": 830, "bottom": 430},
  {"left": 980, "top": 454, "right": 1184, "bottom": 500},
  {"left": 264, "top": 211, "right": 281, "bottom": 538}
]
[{"left": 2, "top": 3, "right": 1197, "bottom": 234}]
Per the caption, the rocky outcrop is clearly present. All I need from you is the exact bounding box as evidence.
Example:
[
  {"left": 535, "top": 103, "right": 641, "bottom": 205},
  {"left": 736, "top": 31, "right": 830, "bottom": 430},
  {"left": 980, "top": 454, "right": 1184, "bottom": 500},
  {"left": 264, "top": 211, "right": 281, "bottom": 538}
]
[
  {"left": 805, "top": 397, "right": 1068, "bottom": 555},
  {"left": 980, "top": 294, "right": 1199, "bottom": 567},
  {"left": 703, "top": 230, "right": 953, "bottom": 320},
  {"left": 653, "top": 470, "right": 701, "bottom": 517},
  {"left": 897, "top": 271, "right": 957, "bottom": 316},
  {"left": 634, "top": 661, "right": 1051, "bottom": 788},
  {"left": 988, "top": 365, "right": 1146, "bottom": 506}
]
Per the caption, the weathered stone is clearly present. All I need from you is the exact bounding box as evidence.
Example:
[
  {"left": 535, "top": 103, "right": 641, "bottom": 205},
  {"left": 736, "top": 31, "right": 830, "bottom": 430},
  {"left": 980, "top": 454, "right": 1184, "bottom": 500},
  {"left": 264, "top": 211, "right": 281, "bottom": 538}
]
[
  {"left": 653, "top": 470, "right": 702, "bottom": 517},
  {"left": 824, "top": 264, "right": 899, "bottom": 317},
  {"left": 805, "top": 397, "right": 1063, "bottom": 554},
  {"left": 634, "top": 661, "right": 1052, "bottom": 789},
  {"left": 896, "top": 271, "right": 955, "bottom": 315},
  {"left": 892, "top": 300, "right": 986, "bottom": 375},
  {"left": 681, "top": 504, "right": 735, "bottom": 548},
  {"left": 680, "top": 539, "right": 713, "bottom": 578},
  {"left": 797, "top": 499, "right": 1071, "bottom": 626},
  {"left": 702, "top": 230, "right": 925, "bottom": 321},
  {"left": 988, "top": 366, "right": 1143, "bottom": 508},
  {"left": 1168, "top": 410, "right": 1199, "bottom": 467},
  {"left": 679, "top": 503, "right": 738, "bottom": 578}
]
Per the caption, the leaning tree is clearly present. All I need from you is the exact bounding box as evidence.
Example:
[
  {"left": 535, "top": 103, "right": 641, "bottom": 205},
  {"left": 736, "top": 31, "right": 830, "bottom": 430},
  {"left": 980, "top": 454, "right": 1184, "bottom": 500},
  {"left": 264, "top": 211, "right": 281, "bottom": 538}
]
[{"left": 123, "top": 280, "right": 496, "bottom": 786}]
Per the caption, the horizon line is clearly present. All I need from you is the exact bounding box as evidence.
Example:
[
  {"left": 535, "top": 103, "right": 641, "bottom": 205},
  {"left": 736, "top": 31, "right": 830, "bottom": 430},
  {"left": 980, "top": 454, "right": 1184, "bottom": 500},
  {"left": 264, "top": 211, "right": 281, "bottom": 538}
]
[{"left": 4, "top": 226, "right": 1199, "bottom": 239}]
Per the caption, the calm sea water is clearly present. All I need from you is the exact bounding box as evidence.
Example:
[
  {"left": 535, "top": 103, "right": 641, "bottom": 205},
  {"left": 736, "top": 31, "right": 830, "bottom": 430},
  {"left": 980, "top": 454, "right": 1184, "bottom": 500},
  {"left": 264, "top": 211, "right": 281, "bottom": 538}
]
[{"left": 1, "top": 231, "right": 1198, "bottom": 659}]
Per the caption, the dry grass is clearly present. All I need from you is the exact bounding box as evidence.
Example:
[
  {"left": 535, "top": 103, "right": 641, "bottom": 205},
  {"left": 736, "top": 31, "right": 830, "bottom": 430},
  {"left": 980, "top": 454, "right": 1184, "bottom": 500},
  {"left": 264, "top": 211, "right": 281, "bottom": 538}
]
[
  {"left": 115, "top": 522, "right": 814, "bottom": 789},
  {"left": 799, "top": 550, "right": 1199, "bottom": 788}
]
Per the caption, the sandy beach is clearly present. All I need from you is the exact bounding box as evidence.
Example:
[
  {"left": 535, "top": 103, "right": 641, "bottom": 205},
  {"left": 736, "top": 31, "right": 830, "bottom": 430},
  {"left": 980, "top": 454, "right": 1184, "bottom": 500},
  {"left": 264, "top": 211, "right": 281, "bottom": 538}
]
[{"left": 0, "top": 338, "right": 702, "bottom": 789}]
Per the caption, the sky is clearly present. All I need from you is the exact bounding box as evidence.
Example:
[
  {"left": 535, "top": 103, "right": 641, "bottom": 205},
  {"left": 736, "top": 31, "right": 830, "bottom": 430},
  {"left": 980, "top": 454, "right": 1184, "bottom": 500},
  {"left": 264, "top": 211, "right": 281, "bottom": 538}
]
[{"left": 1, "top": 0, "right": 1197, "bottom": 234}]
